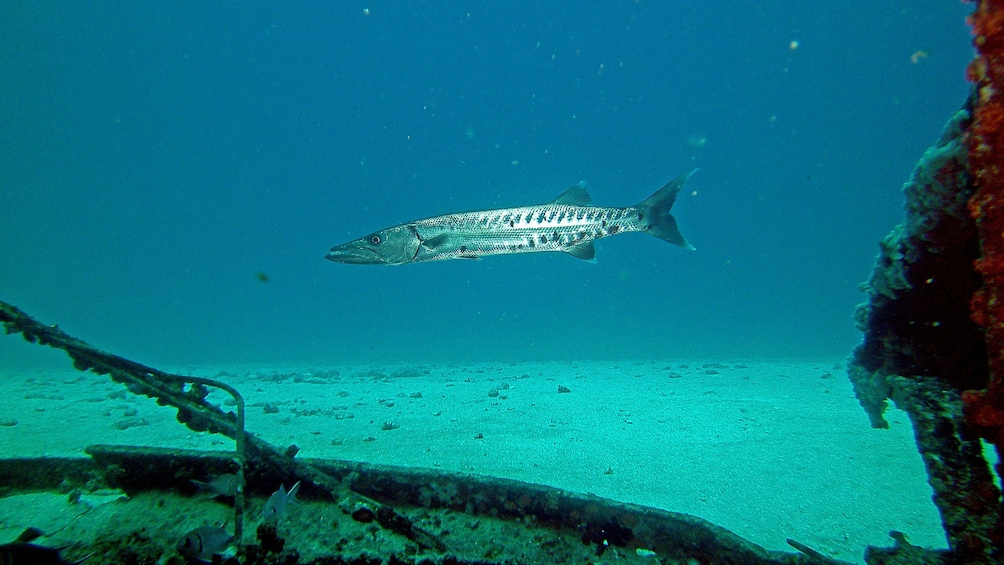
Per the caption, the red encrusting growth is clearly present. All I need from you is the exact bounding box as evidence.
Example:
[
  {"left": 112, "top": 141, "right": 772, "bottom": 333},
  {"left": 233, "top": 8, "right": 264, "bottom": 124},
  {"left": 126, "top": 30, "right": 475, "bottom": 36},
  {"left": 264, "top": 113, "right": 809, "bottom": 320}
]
[{"left": 967, "top": 0, "right": 1004, "bottom": 548}]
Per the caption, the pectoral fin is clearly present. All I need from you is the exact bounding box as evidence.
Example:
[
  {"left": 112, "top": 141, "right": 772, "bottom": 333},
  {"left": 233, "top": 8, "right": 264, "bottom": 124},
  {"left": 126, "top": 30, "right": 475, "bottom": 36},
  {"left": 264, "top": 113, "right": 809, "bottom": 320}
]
[
  {"left": 422, "top": 233, "right": 480, "bottom": 260},
  {"left": 564, "top": 241, "right": 596, "bottom": 262},
  {"left": 421, "top": 233, "right": 451, "bottom": 251}
]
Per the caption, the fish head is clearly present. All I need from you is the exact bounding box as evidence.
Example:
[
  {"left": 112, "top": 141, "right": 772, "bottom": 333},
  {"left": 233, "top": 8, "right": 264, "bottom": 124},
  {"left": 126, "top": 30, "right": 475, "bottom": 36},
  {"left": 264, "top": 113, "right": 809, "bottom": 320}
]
[
  {"left": 192, "top": 473, "right": 238, "bottom": 497},
  {"left": 213, "top": 474, "right": 239, "bottom": 496},
  {"left": 262, "top": 481, "right": 300, "bottom": 521},
  {"left": 176, "top": 526, "right": 233, "bottom": 561},
  {"left": 262, "top": 490, "right": 283, "bottom": 521},
  {"left": 326, "top": 224, "right": 420, "bottom": 265}
]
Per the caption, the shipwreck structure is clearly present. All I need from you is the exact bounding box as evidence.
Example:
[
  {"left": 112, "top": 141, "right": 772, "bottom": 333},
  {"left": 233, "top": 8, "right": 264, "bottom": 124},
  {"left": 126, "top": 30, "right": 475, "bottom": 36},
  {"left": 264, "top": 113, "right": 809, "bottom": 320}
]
[{"left": 847, "top": 1, "right": 1004, "bottom": 563}]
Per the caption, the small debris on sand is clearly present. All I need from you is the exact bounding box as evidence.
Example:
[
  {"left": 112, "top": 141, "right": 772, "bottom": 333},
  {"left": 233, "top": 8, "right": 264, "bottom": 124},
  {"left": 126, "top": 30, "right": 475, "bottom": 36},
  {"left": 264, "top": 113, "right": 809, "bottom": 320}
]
[{"left": 113, "top": 417, "right": 149, "bottom": 430}]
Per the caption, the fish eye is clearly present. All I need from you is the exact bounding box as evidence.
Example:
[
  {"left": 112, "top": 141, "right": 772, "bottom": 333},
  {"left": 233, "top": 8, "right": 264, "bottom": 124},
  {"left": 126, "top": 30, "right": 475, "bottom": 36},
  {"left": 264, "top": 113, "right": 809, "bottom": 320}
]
[{"left": 370, "top": 235, "right": 382, "bottom": 245}]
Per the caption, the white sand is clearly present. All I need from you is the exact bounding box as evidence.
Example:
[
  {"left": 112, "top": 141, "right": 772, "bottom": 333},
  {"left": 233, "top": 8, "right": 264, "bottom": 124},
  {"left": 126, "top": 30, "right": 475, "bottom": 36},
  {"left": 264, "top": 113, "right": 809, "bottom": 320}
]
[{"left": 0, "top": 359, "right": 945, "bottom": 563}]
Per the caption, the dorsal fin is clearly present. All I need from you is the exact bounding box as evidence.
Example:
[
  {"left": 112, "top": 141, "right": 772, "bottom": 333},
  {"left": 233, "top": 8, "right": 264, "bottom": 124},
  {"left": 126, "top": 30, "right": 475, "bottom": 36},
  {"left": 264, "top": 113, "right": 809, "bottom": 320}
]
[{"left": 552, "top": 182, "right": 591, "bottom": 206}]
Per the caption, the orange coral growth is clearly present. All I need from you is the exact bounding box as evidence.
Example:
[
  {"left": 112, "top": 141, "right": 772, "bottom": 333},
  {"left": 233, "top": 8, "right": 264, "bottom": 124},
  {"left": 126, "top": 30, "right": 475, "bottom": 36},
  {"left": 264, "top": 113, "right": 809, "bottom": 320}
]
[
  {"left": 976, "top": 100, "right": 1004, "bottom": 134},
  {"left": 970, "top": 8, "right": 1004, "bottom": 39},
  {"left": 970, "top": 57, "right": 988, "bottom": 84},
  {"left": 975, "top": 255, "right": 1004, "bottom": 276},
  {"left": 966, "top": 7, "right": 1004, "bottom": 552},
  {"left": 969, "top": 192, "right": 995, "bottom": 219},
  {"left": 971, "top": 289, "right": 989, "bottom": 326},
  {"left": 967, "top": 391, "right": 1004, "bottom": 429},
  {"left": 967, "top": 3, "right": 1004, "bottom": 350}
]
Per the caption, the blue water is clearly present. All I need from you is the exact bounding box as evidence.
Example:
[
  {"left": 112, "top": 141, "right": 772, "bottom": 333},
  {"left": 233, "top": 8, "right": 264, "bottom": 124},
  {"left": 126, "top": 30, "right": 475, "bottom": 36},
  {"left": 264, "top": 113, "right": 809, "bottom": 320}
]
[{"left": 0, "top": 2, "right": 975, "bottom": 369}]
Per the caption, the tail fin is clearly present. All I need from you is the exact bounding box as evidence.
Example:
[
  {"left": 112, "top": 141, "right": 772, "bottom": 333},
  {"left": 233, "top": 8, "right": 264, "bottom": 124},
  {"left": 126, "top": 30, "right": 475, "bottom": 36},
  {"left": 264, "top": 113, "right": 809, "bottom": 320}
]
[{"left": 637, "top": 169, "right": 696, "bottom": 250}]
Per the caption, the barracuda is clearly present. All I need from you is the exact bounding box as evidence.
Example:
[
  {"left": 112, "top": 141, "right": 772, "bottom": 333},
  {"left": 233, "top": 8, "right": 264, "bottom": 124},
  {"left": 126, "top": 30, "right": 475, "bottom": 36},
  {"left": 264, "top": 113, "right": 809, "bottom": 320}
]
[{"left": 325, "top": 170, "right": 696, "bottom": 265}]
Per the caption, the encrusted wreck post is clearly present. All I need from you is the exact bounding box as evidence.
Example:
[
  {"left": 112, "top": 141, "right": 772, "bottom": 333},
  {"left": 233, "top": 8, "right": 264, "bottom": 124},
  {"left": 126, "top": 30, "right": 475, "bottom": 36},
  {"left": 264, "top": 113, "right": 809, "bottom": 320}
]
[
  {"left": 848, "top": 103, "right": 1000, "bottom": 564},
  {"left": 846, "top": 5, "right": 1004, "bottom": 561},
  {"left": 965, "top": 0, "right": 1004, "bottom": 554},
  {"left": 847, "top": 2, "right": 1004, "bottom": 557}
]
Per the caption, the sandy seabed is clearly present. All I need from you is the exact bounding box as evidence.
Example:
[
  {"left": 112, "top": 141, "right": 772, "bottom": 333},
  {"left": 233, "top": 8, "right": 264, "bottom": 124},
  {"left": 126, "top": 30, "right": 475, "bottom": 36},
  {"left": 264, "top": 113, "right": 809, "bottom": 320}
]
[{"left": 0, "top": 358, "right": 945, "bottom": 564}]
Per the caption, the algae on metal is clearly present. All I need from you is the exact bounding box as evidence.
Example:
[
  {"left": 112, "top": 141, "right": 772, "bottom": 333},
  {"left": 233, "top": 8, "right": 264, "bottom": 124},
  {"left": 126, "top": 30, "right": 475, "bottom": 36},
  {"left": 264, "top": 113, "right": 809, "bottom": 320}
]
[
  {"left": 0, "top": 300, "right": 446, "bottom": 555},
  {"left": 848, "top": 103, "right": 999, "bottom": 563}
]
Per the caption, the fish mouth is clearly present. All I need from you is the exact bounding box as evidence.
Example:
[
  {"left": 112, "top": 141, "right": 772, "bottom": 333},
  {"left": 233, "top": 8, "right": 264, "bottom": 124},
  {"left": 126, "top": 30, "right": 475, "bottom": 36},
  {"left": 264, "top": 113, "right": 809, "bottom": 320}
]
[{"left": 325, "top": 246, "right": 386, "bottom": 265}]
